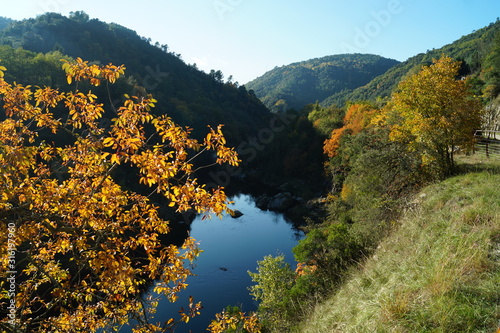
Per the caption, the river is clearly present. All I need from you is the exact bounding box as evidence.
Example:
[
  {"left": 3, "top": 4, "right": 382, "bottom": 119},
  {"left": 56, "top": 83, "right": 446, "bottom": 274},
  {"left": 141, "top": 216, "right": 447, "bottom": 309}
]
[{"left": 142, "top": 192, "right": 303, "bottom": 332}]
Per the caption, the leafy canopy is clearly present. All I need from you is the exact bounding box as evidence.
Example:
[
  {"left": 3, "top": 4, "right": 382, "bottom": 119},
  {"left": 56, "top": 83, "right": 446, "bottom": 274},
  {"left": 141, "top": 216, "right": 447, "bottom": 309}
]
[
  {"left": 207, "top": 305, "right": 261, "bottom": 333},
  {"left": 247, "top": 255, "right": 295, "bottom": 332},
  {"left": 0, "top": 58, "right": 239, "bottom": 332},
  {"left": 323, "top": 103, "right": 379, "bottom": 158},
  {"left": 383, "top": 55, "right": 482, "bottom": 175}
]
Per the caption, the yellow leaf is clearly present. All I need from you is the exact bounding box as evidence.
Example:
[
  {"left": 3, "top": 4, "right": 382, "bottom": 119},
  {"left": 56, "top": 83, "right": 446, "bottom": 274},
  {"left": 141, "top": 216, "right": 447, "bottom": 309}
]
[
  {"left": 103, "top": 137, "right": 115, "bottom": 147},
  {"left": 111, "top": 154, "right": 121, "bottom": 165},
  {"left": 0, "top": 65, "right": 6, "bottom": 78}
]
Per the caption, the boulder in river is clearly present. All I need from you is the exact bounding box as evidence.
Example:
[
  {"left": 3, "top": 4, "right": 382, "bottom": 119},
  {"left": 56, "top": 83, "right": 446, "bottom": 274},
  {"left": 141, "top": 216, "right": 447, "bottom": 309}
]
[
  {"left": 267, "top": 192, "right": 295, "bottom": 212},
  {"left": 230, "top": 209, "right": 244, "bottom": 218},
  {"left": 255, "top": 195, "right": 270, "bottom": 210}
]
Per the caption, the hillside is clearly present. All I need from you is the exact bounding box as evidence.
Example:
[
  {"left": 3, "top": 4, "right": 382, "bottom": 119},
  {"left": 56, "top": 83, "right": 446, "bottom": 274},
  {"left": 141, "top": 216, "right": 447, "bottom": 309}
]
[
  {"left": 0, "top": 17, "right": 12, "bottom": 30},
  {"left": 299, "top": 155, "right": 500, "bottom": 332},
  {"left": 247, "top": 20, "right": 500, "bottom": 111},
  {"left": 325, "top": 19, "right": 500, "bottom": 107},
  {"left": 245, "top": 54, "right": 399, "bottom": 112},
  {"left": 0, "top": 12, "right": 271, "bottom": 145}
]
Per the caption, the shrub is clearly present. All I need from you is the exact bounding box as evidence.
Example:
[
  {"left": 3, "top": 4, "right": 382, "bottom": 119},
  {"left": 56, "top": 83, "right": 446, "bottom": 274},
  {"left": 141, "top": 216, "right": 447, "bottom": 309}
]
[{"left": 248, "top": 255, "right": 296, "bottom": 332}]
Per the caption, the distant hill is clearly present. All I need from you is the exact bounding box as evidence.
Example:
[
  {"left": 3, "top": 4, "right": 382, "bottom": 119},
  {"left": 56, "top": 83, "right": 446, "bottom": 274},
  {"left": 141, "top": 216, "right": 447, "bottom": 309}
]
[
  {"left": 326, "top": 20, "right": 500, "bottom": 107},
  {"left": 0, "top": 12, "right": 271, "bottom": 145},
  {"left": 247, "top": 20, "right": 500, "bottom": 111},
  {"left": 0, "top": 17, "right": 12, "bottom": 30},
  {"left": 245, "top": 54, "right": 400, "bottom": 112}
]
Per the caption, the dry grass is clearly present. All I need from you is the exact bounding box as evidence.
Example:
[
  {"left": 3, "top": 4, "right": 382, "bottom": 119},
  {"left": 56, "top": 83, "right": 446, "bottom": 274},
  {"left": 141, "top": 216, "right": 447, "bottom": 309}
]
[{"left": 299, "top": 155, "right": 500, "bottom": 333}]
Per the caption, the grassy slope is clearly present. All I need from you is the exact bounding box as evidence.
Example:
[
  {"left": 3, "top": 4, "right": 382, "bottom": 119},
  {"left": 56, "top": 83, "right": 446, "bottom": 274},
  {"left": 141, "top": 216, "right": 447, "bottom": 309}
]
[{"left": 300, "top": 155, "right": 500, "bottom": 333}]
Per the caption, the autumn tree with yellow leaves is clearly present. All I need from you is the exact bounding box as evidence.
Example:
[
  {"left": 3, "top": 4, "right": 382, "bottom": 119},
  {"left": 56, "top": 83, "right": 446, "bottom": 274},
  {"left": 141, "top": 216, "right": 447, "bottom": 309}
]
[
  {"left": 384, "top": 55, "right": 482, "bottom": 175},
  {"left": 207, "top": 306, "right": 261, "bottom": 333},
  {"left": 0, "top": 58, "right": 241, "bottom": 332}
]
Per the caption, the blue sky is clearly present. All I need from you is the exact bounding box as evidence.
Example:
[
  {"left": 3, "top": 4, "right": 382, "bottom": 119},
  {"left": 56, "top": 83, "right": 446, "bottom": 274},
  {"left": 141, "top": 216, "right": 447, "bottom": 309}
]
[{"left": 1, "top": 0, "right": 500, "bottom": 83}]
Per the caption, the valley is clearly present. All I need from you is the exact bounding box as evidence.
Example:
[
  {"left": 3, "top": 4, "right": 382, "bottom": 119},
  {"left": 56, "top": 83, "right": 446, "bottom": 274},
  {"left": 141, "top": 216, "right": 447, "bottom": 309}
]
[{"left": 0, "top": 11, "right": 499, "bottom": 333}]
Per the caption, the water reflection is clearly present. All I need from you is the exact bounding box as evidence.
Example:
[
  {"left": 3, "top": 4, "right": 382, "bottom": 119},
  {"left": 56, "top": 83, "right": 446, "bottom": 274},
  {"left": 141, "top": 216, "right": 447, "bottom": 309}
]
[{"left": 149, "top": 193, "right": 303, "bottom": 332}]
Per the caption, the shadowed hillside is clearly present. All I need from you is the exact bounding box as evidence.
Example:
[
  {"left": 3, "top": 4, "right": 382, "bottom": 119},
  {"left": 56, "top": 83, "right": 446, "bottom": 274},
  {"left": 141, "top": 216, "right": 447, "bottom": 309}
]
[{"left": 0, "top": 12, "right": 271, "bottom": 145}]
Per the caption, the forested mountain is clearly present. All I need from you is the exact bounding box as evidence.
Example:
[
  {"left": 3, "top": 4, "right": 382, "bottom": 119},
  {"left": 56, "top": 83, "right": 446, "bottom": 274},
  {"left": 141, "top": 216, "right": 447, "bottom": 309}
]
[
  {"left": 0, "top": 12, "right": 332, "bottom": 194},
  {"left": 326, "top": 19, "right": 500, "bottom": 107},
  {"left": 245, "top": 54, "right": 399, "bottom": 112},
  {"left": 0, "top": 17, "right": 12, "bottom": 30},
  {"left": 247, "top": 20, "right": 500, "bottom": 111},
  {"left": 0, "top": 12, "right": 270, "bottom": 144}
]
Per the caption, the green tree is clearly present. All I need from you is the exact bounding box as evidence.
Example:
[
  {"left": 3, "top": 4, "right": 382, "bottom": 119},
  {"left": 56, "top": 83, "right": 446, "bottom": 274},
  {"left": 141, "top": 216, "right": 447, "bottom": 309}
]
[
  {"left": 306, "top": 102, "right": 344, "bottom": 136},
  {"left": 386, "top": 55, "right": 482, "bottom": 175},
  {"left": 483, "top": 31, "right": 500, "bottom": 97},
  {"left": 247, "top": 255, "right": 295, "bottom": 332},
  {"left": 293, "top": 222, "right": 364, "bottom": 285},
  {"left": 69, "top": 11, "right": 90, "bottom": 23}
]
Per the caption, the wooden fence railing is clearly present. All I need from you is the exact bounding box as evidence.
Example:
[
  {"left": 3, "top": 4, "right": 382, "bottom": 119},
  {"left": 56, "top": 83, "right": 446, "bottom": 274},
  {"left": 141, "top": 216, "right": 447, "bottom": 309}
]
[{"left": 474, "top": 130, "right": 500, "bottom": 158}]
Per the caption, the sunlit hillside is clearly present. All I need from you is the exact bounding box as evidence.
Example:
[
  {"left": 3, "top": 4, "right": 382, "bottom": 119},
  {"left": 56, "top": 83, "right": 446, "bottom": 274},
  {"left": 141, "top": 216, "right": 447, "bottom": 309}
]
[{"left": 299, "top": 154, "right": 500, "bottom": 332}]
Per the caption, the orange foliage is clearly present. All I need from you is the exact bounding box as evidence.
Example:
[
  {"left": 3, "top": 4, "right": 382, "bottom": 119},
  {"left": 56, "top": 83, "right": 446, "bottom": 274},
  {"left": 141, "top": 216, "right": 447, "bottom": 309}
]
[
  {"left": 323, "top": 127, "right": 346, "bottom": 157},
  {"left": 295, "top": 262, "right": 318, "bottom": 277},
  {"left": 323, "top": 103, "right": 379, "bottom": 158}
]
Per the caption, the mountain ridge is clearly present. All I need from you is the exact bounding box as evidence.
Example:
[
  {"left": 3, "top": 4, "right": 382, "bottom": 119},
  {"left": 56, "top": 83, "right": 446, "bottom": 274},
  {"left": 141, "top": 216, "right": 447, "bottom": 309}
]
[
  {"left": 325, "top": 19, "right": 500, "bottom": 107},
  {"left": 0, "top": 12, "right": 271, "bottom": 145},
  {"left": 246, "top": 19, "right": 500, "bottom": 110},
  {"left": 245, "top": 53, "right": 399, "bottom": 112}
]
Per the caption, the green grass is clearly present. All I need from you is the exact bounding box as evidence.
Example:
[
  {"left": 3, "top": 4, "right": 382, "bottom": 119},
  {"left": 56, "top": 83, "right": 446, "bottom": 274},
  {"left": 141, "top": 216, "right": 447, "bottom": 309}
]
[{"left": 299, "top": 155, "right": 500, "bottom": 333}]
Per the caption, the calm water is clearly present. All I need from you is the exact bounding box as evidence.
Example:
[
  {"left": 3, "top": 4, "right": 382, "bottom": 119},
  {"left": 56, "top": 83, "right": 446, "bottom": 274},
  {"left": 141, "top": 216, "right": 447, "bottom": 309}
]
[{"left": 151, "top": 193, "right": 303, "bottom": 332}]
